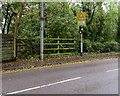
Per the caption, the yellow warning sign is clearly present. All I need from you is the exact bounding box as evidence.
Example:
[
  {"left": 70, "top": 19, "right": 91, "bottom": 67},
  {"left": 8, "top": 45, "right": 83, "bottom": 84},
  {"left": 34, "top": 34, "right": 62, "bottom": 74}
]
[{"left": 77, "top": 12, "right": 86, "bottom": 26}]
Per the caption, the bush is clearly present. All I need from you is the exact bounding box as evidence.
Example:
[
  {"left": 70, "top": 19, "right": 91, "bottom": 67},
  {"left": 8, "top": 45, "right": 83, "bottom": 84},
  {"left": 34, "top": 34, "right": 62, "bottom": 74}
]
[
  {"left": 83, "top": 39, "right": 94, "bottom": 52},
  {"left": 92, "top": 42, "right": 105, "bottom": 53},
  {"left": 83, "top": 39, "right": 119, "bottom": 53},
  {"left": 103, "top": 41, "right": 119, "bottom": 52}
]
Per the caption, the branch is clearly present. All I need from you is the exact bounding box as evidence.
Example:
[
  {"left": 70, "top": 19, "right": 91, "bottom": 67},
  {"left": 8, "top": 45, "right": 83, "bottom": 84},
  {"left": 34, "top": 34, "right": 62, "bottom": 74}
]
[
  {"left": 9, "top": 6, "right": 18, "bottom": 14},
  {"left": 19, "top": 3, "right": 25, "bottom": 18},
  {"left": 81, "top": 2, "right": 86, "bottom": 12},
  {"left": 70, "top": 3, "right": 77, "bottom": 16},
  {"left": 87, "top": 3, "right": 97, "bottom": 25},
  {"left": 7, "top": 13, "right": 14, "bottom": 34},
  {"left": 71, "top": 7, "right": 76, "bottom": 16}
]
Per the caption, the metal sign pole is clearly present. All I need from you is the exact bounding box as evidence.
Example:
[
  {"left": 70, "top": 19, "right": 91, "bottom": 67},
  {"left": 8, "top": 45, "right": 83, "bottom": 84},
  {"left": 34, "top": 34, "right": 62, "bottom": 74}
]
[
  {"left": 77, "top": 12, "right": 86, "bottom": 56},
  {"left": 40, "top": 2, "right": 44, "bottom": 60},
  {"left": 80, "top": 30, "right": 83, "bottom": 56}
]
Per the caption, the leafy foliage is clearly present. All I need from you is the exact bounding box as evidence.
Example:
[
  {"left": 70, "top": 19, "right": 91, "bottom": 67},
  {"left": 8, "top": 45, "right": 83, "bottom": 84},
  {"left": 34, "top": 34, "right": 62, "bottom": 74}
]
[
  {"left": 84, "top": 39, "right": 119, "bottom": 53},
  {"left": 1, "top": 2, "right": 119, "bottom": 59}
]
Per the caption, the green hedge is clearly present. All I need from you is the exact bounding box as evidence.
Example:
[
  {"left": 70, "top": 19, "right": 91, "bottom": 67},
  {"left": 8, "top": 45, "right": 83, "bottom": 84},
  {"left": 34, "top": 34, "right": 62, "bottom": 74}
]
[{"left": 83, "top": 39, "right": 119, "bottom": 53}]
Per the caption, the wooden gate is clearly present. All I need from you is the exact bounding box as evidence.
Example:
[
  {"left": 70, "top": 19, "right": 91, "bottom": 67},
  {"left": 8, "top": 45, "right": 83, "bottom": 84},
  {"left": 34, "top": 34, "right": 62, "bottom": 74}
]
[{"left": 17, "top": 37, "right": 77, "bottom": 58}]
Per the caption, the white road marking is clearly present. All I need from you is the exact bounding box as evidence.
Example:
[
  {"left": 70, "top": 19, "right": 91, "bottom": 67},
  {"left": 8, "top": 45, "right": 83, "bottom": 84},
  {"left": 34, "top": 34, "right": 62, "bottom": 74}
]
[
  {"left": 106, "top": 69, "right": 118, "bottom": 72},
  {"left": 7, "top": 86, "right": 41, "bottom": 94},
  {"left": 7, "top": 76, "right": 81, "bottom": 94}
]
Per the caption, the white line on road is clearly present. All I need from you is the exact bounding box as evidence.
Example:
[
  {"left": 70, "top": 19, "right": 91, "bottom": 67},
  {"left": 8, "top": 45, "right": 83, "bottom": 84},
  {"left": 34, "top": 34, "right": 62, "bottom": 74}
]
[
  {"left": 7, "top": 76, "right": 82, "bottom": 94},
  {"left": 106, "top": 69, "right": 118, "bottom": 72}
]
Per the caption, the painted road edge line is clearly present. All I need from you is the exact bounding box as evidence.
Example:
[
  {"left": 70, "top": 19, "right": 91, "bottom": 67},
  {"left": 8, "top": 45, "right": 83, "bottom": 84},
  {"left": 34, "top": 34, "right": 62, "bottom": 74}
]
[
  {"left": 106, "top": 69, "right": 118, "bottom": 72},
  {"left": 2, "top": 57, "right": 118, "bottom": 74},
  {"left": 7, "top": 76, "right": 82, "bottom": 94}
]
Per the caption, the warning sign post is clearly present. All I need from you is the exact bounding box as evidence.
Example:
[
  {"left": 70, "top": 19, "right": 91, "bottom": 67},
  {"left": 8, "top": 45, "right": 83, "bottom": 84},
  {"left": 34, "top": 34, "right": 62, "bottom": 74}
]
[
  {"left": 77, "top": 12, "right": 86, "bottom": 26},
  {"left": 76, "top": 12, "right": 86, "bottom": 56}
]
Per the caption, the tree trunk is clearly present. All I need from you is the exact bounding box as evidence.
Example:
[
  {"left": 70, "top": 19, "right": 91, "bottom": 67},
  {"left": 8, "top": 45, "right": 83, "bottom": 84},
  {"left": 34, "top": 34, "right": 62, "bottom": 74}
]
[
  {"left": 7, "top": 13, "right": 13, "bottom": 34},
  {"left": 13, "top": 14, "right": 20, "bottom": 58},
  {"left": 2, "top": 4, "right": 10, "bottom": 34},
  {"left": 10, "top": 3, "right": 24, "bottom": 58}
]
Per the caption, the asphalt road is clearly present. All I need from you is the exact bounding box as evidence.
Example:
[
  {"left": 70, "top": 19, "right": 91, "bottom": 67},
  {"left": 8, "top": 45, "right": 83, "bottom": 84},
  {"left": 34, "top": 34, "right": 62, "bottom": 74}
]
[{"left": 2, "top": 58, "right": 118, "bottom": 95}]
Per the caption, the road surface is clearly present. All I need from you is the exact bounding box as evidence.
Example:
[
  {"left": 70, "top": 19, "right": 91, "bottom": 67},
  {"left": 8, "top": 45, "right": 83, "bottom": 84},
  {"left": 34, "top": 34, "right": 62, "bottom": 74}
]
[{"left": 2, "top": 58, "right": 118, "bottom": 95}]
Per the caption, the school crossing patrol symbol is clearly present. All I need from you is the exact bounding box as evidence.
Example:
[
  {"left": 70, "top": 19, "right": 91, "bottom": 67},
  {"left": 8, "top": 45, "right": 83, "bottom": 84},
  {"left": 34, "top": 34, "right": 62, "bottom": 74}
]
[{"left": 77, "top": 12, "right": 86, "bottom": 26}]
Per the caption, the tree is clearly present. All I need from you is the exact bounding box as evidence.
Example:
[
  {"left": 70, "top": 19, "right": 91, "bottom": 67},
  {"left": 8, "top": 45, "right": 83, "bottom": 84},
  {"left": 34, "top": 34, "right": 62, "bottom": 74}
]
[
  {"left": 44, "top": 2, "right": 77, "bottom": 38},
  {"left": 1, "top": 3, "right": 13, "bottom": 34},
  {"left": 8, "top": 2, "right": 25, "bottom": 57},
  {"left": 102, "top": 2, "right": 118, "bottom": 42}
]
